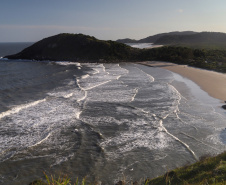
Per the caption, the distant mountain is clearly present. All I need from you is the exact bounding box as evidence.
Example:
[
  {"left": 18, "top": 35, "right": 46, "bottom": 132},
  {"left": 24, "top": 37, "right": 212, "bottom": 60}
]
[
  {"left": 138, "top": 31, "right": 198, "bottom": 43},
  {"left": 117, "top": 31, "right": 226, "bottom": 49},
  {"left": 154, "top": 32, "right": 226, "bottom": 49},
  {"left": 5, "top": 33, "right": 138, "bottom": 61},
  {"left": 116, "top": 31, "right": 198, "bottom": 43},
  {"left": 116, "top": 38, "right": 138, "bottom": 43}
]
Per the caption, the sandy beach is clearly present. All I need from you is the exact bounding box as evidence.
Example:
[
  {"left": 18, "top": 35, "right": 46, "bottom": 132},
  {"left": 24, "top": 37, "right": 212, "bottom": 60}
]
[{"left": 139, "top": 61, "right": 226, "bottom": 102}]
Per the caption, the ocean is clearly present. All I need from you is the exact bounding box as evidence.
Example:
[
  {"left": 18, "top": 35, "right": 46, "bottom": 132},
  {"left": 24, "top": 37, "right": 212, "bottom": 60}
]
[{"left": 0, "top": 43, "right": 226, "bottom": 185}]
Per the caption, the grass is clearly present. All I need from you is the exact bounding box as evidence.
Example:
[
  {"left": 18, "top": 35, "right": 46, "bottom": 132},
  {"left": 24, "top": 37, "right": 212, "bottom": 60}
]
[
  {"left": 29, "top": 173, "right": 86, "bottom": 185},
  {"left": 30, "top": 152, "right": 226, "bottom": 185},
  {"left": 30, "top": 175, "right": 151, "bottom": 185},
  {"left": 148, "top": 151, "right": 226, "bottom": 185}
]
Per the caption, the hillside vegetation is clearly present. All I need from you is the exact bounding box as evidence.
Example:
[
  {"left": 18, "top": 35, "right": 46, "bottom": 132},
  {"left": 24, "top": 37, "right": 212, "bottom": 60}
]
[
  {"left": 154, "top": 32, "right": 226, "bottom": 49},
  {"left": 5, "top": 33, "right": 226, "bottom": 72},
  {"left": 117, "top": 31, "right": 226, "bottom": 50},
  {"left": 148, "top": 151, "right": 226, "bottom": 185},
  {"left": 116, "top": 31, "right": 197, "bottom": 44},
  {"left": 6, "top": 33, "right": 138, "bottom": 62},
  {"left": 138, "top": 46, "right": 226, "bottom": 72}
]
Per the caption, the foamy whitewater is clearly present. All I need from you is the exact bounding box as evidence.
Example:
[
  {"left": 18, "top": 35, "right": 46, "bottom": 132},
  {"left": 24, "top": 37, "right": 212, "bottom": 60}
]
[{"left": 0, "top": 56, "right": 226, "bottom": 184}]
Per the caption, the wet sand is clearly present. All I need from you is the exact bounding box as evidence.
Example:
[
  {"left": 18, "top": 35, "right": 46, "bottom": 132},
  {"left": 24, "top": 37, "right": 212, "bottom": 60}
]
[{"left": 139, "top": 61, "right": 226, "bottom": 101}]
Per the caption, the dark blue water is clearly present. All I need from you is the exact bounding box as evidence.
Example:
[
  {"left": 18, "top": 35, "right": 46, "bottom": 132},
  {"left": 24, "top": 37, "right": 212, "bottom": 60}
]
[
  {"left": 0, "top": 43, "right": 226, "bottom": 185},
  {"left": 0, "top": 42, "right": 33, "bottom": 57}
]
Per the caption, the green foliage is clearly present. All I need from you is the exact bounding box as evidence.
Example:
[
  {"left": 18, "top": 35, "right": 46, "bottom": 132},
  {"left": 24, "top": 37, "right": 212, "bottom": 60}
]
[
  {"left": 30, "top": 173, "right": 87, "bottom": 185},
  {"left": 6, "top": 33, "right": 139, "bottom": 62},
  {"left": 148, "top": 151, "right": 226, "bottom": 185},
  {"left": 139, "top": 46, "right": 226, "bottom": 72},
  {"left": 154, "top": 32, "right": 226, "bottom": 50},
  {"left": 5, "top": 33, "right": 226, "bottom": 73}
]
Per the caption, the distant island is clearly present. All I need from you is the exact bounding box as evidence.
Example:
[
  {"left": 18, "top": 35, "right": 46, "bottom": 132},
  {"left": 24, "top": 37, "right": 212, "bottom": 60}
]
[{"left": 5, "top": 32, "right": 226, "bottom": 72}]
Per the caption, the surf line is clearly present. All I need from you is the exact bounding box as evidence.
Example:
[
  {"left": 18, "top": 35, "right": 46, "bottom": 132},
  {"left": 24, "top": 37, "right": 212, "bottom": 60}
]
[
  {"left": 160, "top": 84, "right": 198, "bottom": 160},
  {"left": 130, "top": 88, "right": 139, "bottom": 102},
  {"left": 82, "top": 80, "right": 112, "bottom": 91},
  {"left": 0, "top": 99, "right": 46, "bottom": 120},
  {"left": 77, "top": 91, "right": 88, "bottom": 102},
  {"left": 133, "top": 64, "right": 155, "bottom": 82},
  {"left": 159, "top": 119, "right": 199, "bottom": 161},
  {"left": 101, "top": 64, "right": 110, "bottom": 75},
  {"left": 174, "top": 110, "right": 198, "bottom": 131},
  {"left": 117, "top": 64, "right": 129, "bottom": 74},
  {"left": 180, "top": 132, "right": 221, "bottom": 152},
  {"left": 168, "top": 83, "right": 187, "bottom": 101},
  {"left": 93, "top": 68, "right": 100, "bottom": 75},
  {"left": 29, "top": 132, "right": 52, "bottom": 148},
  {"left": 76, "top": 111, "right": 82, "bottom": 119},
  {"left": 63, "top": 93, "right": 74, "bottom": 98}
]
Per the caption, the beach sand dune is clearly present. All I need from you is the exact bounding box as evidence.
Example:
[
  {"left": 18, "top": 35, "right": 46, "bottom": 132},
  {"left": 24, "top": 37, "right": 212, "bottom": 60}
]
[{"left": 139, "top": 61, "right": 226, "bottom": 102}]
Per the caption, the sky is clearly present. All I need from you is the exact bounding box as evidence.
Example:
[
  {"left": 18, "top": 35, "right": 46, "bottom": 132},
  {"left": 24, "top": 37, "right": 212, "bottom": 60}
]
[{"left": 1, "top": 0, "right": 226, "bottom": 42}]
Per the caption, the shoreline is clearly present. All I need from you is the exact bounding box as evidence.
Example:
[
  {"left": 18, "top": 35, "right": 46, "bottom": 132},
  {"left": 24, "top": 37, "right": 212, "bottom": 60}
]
[{"left": 138, "top": 61, "right": 226, "bottom": 102}]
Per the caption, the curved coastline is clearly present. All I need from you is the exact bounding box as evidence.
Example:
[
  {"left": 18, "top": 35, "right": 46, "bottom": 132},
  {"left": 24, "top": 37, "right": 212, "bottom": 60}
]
[{"left": 139, "top": 61, "right": 226, "bottom": 102}]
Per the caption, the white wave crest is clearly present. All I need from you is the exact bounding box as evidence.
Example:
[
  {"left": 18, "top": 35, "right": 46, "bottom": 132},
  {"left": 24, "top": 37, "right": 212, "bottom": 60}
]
[
  {"left": 83, "top": 80, "right": 112, "bottom": 91},
  {"left": 55, "top": 61, "right": 81, "bottom": 66},
  {"left": 130, "top": 88, "right": 139, "bottom": 102},
  {"left": 75, "top": 111, "right": 82, "bottom": 119},
  {"left": 63, "top": 93, "right": 74, "bottom": 98},
  {"left": 135, "top": 66, "right": 155, "bottom": 82},
  {"left": 81, "top": 74, "right": 90, "bottom": 79},
  {"left": 159, "top": 120, "right": 199, "bottom": 161},
  {"left": 77, "top": 91, "right": 87, "bottom": 102},
  {"left": 30, "top": 132, "right": 52, "bottom": 147},
  {"left": 0, "top": 99, "right": 46, "bottom": 120}
]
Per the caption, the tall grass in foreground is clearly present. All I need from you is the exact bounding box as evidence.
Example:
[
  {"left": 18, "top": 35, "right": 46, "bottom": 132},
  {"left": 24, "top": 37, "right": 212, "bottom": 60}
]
[
  {"left": 30, "top": 151, "right": 226, "bottom": 185},
  {"left": 30, "top": 175, "right": 151, "bottom": 185},
  {"left": 30, "top": 173, "right": 85, "bottom": 185}
]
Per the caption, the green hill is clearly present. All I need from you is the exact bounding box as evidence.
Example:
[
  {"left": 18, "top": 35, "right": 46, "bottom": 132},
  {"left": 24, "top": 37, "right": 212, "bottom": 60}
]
[
  {"left": 5, "top": 33, "right": 226, "bottom": 72},
  {"left": 155, "top": 32, "right": 226, "bottom": 49},
  {"left": 117, "top": 31, "right": 226, "bottom": 49},
  {"left": 116, "top": 31, "right": 197, "bottom": 43},
  {"left": 116, "top": 38, "right": 138, "bottom": 43},
  {"left": 138, "top": 31, "right": 197, "bottom": 43},
  {"left": 5, "top": 33, "right": 138, "bottom": 62}
]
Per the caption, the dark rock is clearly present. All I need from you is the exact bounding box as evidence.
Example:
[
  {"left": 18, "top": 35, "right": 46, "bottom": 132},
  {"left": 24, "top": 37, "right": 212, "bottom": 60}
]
[
  {"left": 115, "top": 180, "right": 124, "bottom": 185},
  {"left": 29, "top": 180, "right": 44, "bottom": 185},
  {"left": 222, "top": 105, "right": 226, "bottom": 109},
  {"left": 133, "top": 181, "right": 139, "bottom": 185},
  {"left": 164, "top": 170, "right": 176, "bottom": 179}
]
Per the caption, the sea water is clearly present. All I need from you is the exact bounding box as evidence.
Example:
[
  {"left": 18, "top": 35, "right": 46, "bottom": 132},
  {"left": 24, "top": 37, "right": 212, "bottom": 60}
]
[{"left": 0, "top": 44, "right": 226, "bottom": 185}]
